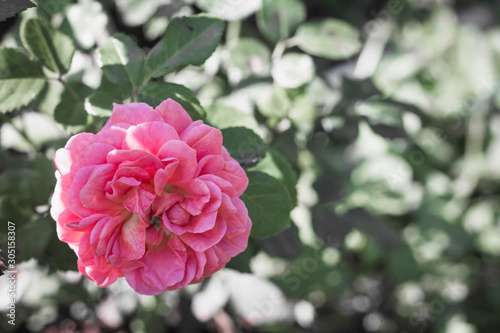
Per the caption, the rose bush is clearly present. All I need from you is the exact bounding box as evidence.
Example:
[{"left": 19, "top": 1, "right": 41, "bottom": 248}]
[{"left": 50, "top": 99, "right": 251, "bottom": 295}]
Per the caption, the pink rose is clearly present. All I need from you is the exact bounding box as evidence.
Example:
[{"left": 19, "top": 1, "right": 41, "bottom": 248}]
[{"left": 51, "top": 99, "right": 251, "bottom": 295}]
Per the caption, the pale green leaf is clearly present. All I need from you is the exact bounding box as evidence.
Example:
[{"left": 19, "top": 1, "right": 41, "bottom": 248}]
[
  {"left": 295, "top": 19, "right": 361, "bottom": 60},
  {"left": 271, "top": 52, "right": 314, "bottom": 88},
  {"left": 205, "top": 103, "right": 259, "bottom": 130},
  {"left": 225, "top": 38, "right": 270, "bottom": 84},
  {"left": 195, "top": 0, "right": 262, "bottom": 21},
  {"left": 255, "top": 84, "right": 290, "bottom": 121}
]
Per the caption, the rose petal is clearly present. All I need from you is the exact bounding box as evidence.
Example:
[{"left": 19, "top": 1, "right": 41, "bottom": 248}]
[
  {"left": 104, "top": 103, "right": 162, "bottom": 129},
  {"left": 157, "top": 140, "right": 197, "bottom": 184},
  {"left": 119, "top": 214, "right": 148, "bottom": 260},
  {"left": 125, "top": 236, "right": 187, "bottom": 295},
  {"left": 180, "top": 121, "right": 222, "bottom": 160},
  {"left": 123, "top": 184, "right": 156, "bottom": 215},
  {"left": 155, "top": 98, "right": 193, "bottom": 134},
  {"left": 180, "top": 216, "right": 227, "bottom": 252},
  {"left": 55, "top": 133, "right": 96, "bottom": 175},
  {"left": 178, "top": 178, "right": 210, "bottom": 215},
  {"left": 195, "top": 155, "right": 224, "bottom": 177},
  {"left": 79, "top": 164, "right": 123, "bottom": 215},
  {"left": 151, "top": 192, "right": 183, "bottom": 217},
  {"left": 70, "top": 143, "right": 116, "bottom": 179},
  {"left": 123, "top": 122, "right": 179, "bottom": 155}
]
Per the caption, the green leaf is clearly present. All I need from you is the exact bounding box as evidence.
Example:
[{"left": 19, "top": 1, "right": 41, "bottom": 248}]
[
  {"left": 195, "top": 0, "right": 262, "bottom": 21},
  {"left": 0, "top": 47, "right": 46, "bottom": 113},
  {"left": 85, "top": 75, "right": 130, "bottom": 117},
  {"left": 206, "top": 103, "right": 259, "bottom": 130},
  {"left": 97, "top": 33, "right": 144, "bottom": 90},
  {"left": 17, "top": 218, "right": 53, "bottom": 262},
  {"left": 288, "top": 95, "right": 316, "bottom": 133},
  {"left": 242, "top": 171, "right": 292, "bottom": 238},
  {"left": 255, "top": 222, "right": 303, "bottom": 258},
  {"left": 137, "top": 81, "right": 206, "bottom": 120},
  {"left": 312, "top": 205, "right": 354, "bottom": 248},
  {"left": 145, "top": 15, "right": 224, "bottom": 78},
  {"left": 32, "top": 0, "right": 71, "bottom": 17},
  {"left": 225, "top": 38, "right": 271, "bottom": 84},
  {"left": 0, "top": 157, "right": 55, "bottom": 206},
  {"left": 271, "top": 53, "right": 314, "bottom": 88},
  {"left": 21, "top": 17, "right": 76, "bottom": 74},
  {"left": 295, "top": 19, "right": 361, "bottom": 60},
  {"left": 250, "top": 148, "right": 297, "bottom": 206},
  {"left": 255, "top": 84, "right": 290, "bottom": 123},
  {"left": 221, "top": 127, "right": 266, "bottom": 168},
  {"left": 54, "top": 82, "right": 92, "bottom": 126},
  {"left": 257, "top": 0, "right": 306, "bottom": 42},
  {"left": 0, "top": 0, "right": 35, "bottom": 21},
  {"left": 45, "top": 233, "right": 78, "bottom": 271}
]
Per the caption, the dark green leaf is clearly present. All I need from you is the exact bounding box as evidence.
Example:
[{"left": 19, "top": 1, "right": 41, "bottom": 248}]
[
  {"left": 0, "top": 157, "right": 55, "bottom": 206},
  {"left": 250, "top": 148, "right": 297, "bottom": 206},
  {"left": 33, "top": 0, "right": 71, "bottom": 16},
  {"left": 21, "top": 17, "right": 75, "bottom": 74},
  {"left": 17, "top": 218, "right": 53, "bottom": 262},
  {"left": 46, "top": 233, "right": 78, "bottom": 271},
  {"left": 0, "top": 47, "right": 46, "bottom": 113},
  {"left": 225, "top": 240, "right": 258, "bottom": 273},
  {"left": 257, "top": 0, "right": 306, "bottom": 41},
  {"left": 145, "top": 15, "right": 224, "bottom": 78},
  {"left": 0, "top": 0, "right": 34, "bottom": 21},
  {"left": 137, "top": 81, "right": 206, "bottom": 120},
  {"left": 312, "top": 205, "right": 354, "bottom": 248},
  {"left": 97, "top": 33, "right": 144, "bottom": 90},
  {"left": 243, "top": 171, "right": 292, "bottom": 238},
  {"left": 255, "top": 222, "right": 303, "bottom": 258},
  {"left": 54, "top": 82, "right": 92, "bottom": 126},
  {"left": 221, "top": 127, "right": 267, "bottom": 168},
  {"left": 347, "top": 208, "right": 401, "bottom": 249},
  {"left": 295, "top": 19, "right": 361, "bottom": 60}
]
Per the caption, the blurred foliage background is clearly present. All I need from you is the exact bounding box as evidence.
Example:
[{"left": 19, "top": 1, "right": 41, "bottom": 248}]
[{"left": 1, "top": 0, "right": 500, "bottom": 332}]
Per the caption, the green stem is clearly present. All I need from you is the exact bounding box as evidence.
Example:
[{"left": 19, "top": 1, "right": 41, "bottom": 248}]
[
  {"left": 271, "top": 40, "right": 287, "bottom": 60},
  {"left": 226, "top": 20, "right": 241, "bottom": 47}
]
